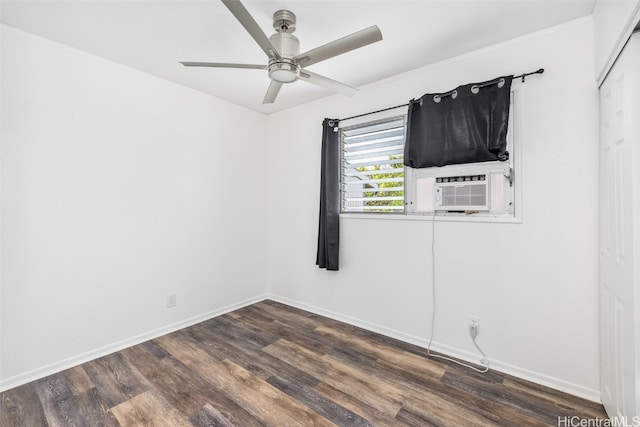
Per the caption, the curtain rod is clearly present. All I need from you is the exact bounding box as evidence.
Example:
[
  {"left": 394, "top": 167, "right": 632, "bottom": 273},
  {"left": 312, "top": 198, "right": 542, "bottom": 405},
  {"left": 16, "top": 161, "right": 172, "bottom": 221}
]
[{"left": 338, "top": 68, "right": 544, "bottom": 123}]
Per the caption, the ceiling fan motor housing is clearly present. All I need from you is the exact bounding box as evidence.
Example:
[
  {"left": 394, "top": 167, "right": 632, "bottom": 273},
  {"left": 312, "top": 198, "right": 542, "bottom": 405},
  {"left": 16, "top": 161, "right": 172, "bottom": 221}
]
[
  {"left": 269, "top": 32, "right": 300, "bottom": 58},
  {"left": 268, "top": 11, "right": 300, "bottom": 83}
]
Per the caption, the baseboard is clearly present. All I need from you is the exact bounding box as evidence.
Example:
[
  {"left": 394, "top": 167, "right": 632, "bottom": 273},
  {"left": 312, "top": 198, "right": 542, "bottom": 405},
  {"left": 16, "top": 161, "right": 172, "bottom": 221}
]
[
  {"left": 0, "top": 294, "right": 268, "bottom": 392},
  {"left": 268, "top": 295, "right": 602, "bottom": 403}
]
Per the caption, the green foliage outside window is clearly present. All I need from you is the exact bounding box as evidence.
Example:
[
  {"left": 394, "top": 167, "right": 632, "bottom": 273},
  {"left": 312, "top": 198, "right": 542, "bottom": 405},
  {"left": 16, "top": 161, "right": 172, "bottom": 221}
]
[{"left": 357, "top": 156, "right": 404, "bottom": 210}]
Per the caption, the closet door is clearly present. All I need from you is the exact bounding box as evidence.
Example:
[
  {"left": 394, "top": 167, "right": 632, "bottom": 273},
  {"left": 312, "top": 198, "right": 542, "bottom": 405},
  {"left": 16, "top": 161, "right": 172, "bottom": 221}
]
[{"left": 599, "top": 32, "right": 640, "bottom": 419}]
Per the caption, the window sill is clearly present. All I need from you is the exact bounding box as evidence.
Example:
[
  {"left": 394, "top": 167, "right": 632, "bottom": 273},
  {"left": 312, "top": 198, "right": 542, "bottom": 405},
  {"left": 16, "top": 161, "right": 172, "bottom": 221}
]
[{"left": 340, "top": 212, "right": 521, "bottom": 224}]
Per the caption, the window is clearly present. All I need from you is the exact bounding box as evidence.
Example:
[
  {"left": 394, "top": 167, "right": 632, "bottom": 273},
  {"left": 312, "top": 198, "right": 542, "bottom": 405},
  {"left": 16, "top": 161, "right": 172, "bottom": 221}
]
[
  {"left": 340, "top": 91, "right": 518, "bottom": 221},
  {"left": 341, "top": 117, "right": 406, "bottom": 213}
]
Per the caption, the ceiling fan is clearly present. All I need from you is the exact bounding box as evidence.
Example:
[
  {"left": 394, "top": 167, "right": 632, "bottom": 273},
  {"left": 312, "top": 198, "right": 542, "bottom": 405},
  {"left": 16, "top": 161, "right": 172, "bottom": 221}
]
[{"left": 180, "top": 0, "right": 383, "bottom": 104}]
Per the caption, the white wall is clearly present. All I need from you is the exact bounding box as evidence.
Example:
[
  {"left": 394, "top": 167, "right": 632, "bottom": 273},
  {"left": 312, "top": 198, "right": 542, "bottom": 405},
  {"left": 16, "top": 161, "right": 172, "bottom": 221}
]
[
  {"left": 266, "top": 18, "right": 601, "bottom": 400},
  {"left": 0, "top": 25, "right": 268, "bottom": 389},
  {"left": 593, "top": 0, "right": 640, "bottom": 83}
]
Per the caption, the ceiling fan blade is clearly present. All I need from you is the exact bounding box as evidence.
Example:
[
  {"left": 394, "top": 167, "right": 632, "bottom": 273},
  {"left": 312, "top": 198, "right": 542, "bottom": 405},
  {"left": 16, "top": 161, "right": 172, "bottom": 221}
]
[
  {"left": 221, "top": 0, "right": 281, "bottom": 60},
  {"left": 180, "top": 62, "right": 267, "bottom": 70},
  {"left": 294, "top": 25, "right": 382, "bottom": 68},
  {"left": 263, "top": 81, "right": 283, "bottom": 104},
  {"left": 299, "top": 70, "right": 358, "bottom": 96}
]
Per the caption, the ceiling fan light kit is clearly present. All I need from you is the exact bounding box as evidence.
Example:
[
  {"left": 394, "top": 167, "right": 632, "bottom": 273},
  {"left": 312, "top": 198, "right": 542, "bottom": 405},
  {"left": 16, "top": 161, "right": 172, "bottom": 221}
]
[
  {"left": 180, "top": 0, "right": 382, "bottom": 104},
  {"left": 268, "top": 61, "right": 300, "bottom": 83}
]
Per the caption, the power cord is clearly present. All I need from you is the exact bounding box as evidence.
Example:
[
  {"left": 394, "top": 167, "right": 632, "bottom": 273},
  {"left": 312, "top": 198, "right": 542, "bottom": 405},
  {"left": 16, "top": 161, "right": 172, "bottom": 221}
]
[{"left": 426, "top": 210, "right": 490, "bottom": 373}]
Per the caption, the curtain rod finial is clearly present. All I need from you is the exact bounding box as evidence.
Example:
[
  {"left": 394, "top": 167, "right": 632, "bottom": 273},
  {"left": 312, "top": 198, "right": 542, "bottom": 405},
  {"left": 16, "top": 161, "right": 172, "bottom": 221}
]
[{"left": 518, "top": 67, "right": 545, "bottom": 83}]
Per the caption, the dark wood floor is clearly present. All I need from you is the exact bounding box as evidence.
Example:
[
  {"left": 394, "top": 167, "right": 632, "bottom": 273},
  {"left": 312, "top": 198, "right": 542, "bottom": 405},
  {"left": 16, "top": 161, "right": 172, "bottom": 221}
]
[{"left": 1, "top": 300, "right": 607, "bottom": 426}]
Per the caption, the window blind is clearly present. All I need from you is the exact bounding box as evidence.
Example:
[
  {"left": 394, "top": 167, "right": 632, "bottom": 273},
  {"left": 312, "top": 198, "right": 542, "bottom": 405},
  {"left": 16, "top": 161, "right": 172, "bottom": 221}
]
[{"left": 341, "top": 117, "right": 405, "bottom": 213}]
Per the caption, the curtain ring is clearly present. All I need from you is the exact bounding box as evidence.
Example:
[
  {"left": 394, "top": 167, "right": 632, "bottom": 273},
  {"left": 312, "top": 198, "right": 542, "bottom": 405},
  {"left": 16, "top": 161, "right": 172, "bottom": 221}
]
[
  {"left": 433, "top": 94, "right": 441, "bottom": 103},
  {"left": 471, "top": 85, "right": 480, "bottom": 94},
  {"left": 328, "top": 120, "right": 335, "bottom": 127},
  {"left": 419, "top": 98, "right": 423, "bottom": 107},
  {"left": 451, "top": 90, "right": 458, "bottom": 99},
  {"left": 498, "top": 78, "right": 505, "bottom": 88}
]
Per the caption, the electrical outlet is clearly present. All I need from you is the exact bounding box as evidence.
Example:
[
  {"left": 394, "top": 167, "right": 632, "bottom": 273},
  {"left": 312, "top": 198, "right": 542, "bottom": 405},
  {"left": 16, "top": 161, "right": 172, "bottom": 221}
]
[
  {"left": 469, "top": 316, "right": 480, "bottom": 338},
  {"left": 167, "top": 293, "right": 177, "bottom": 308}
]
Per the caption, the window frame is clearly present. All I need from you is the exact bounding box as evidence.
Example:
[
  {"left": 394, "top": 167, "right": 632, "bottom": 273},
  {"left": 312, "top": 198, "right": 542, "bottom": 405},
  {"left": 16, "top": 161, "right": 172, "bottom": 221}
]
[
  {"left": 339, "top": 115, "right": 407, "bottom": 215},
  {"left": 339, "top": 89, "right": 520, "bottom": 223}
]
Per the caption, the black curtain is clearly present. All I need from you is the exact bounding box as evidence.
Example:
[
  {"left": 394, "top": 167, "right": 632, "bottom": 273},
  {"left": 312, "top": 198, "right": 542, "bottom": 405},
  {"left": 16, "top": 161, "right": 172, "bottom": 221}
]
[
  {"left": 404, "top": 75, "right": 513, "bottom": 169},
  {"left": 316, "top": 118, "right": 340, "bottom": 271}
]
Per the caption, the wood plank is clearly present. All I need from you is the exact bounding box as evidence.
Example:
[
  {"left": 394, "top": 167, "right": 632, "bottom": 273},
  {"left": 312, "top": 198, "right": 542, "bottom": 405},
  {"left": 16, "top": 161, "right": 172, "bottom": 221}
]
[
  {"left": 262, "top": 338, "right": 404, "bottom": 416},
  {"left": 188, "top": 403, "right": 237, "bottom": 427},
  {"left": 156, "top": 336, "right": 334, "bottom": 427},
  {"left": 180, "top": 324, "right": 237, "bottom": 362},
  {"left": 254, "top": 300, "right": 328, "bottom": 331},
  {"left": 399, "top": 393, "right": 503, "bottom": 426},
  {"left": 122, "top": 341, "right": 262, "bottom": 427},
  {"left": 63, "top": 366, "right": 94, "bottom": 395},
  {"left": 226, "top": 310, "right": 332, "bottom": 357},
  {"left": 200, "top": 316, "right": 277, "bottom": 353},
  {"left": 314, "top": 324, "right": 446, "bottom": 379},
  {"left": 188, "top": 318, "right": 322, "bottom": 388},
  {"left": 111, "top": 390, "right": 191, "bottom": 427},
  {"left": 120, "top": 342, "right": 210, "bottom": 414},
  {"left": 82, "top": 352, "right": 150, "bottom": 408},
  {"left": 34, "top": 373, "right": 92, "bottom": 427},
  {"left": 503, "top": 377, "right": 608, "bottom": 419},
  {"left": 395, "top": 407, "right": 439, "bottom": 427},
  {"left": 372, "top": 360, "right": 506, "bottom": 427},
  {"left": 440, "top": 368, "right": 574, "bottom": 425},
  {"left": 225, "top": 305, "right": 278, "bottom": 332},
  {"left": 120, "top": 341, "right": 211, "bottom": 415},
  {"left": 313, "top": 382, "right": 407, "bottom": 427},
  {"left": 309, "top": 322, "right": 549, "bottom": 426},
  {"left": 1, "top": 383, "right": 49, "bottom": 427},
  {"left": 344, "top": 344, "right": 534, "bottom": 425},
  {"left": 266, "top": 375, "right": 371, "bottom": 427},
  {"left": 72, "top": 387, "right": 122, "bottom": 427},
  {"left": 206, "top": 359, "right": 336, "bottom": 426}
]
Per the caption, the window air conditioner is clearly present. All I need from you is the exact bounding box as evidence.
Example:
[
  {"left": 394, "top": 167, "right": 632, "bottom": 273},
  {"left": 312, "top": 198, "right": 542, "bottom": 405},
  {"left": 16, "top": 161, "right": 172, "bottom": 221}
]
[{"left": 434, "top": 174, "right": 489, "bottom": 211}]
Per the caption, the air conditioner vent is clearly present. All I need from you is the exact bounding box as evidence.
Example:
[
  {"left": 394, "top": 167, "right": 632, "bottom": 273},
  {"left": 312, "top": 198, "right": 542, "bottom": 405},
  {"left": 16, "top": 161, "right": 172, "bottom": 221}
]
[
  {"left": 435, "top": 174, "right": 489, "bottom": 211},
  {"left": 436, "top": 174, "right": 486, "bottom": 183}
]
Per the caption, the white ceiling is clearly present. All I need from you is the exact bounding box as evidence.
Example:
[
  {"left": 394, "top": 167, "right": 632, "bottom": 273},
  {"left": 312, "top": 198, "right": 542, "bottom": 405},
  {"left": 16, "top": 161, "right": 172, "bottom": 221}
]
[{"left": 1, "top": 0, "right": 594, "bottom": 114}]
